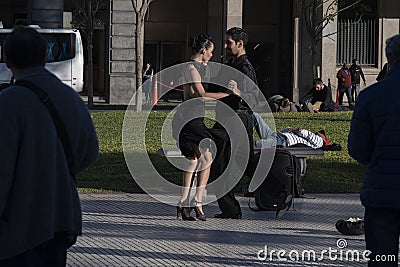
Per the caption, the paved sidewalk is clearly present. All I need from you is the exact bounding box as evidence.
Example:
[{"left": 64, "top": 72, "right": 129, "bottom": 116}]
[{"left": 67, "top": 193, "right": 367, "bottom": 266}]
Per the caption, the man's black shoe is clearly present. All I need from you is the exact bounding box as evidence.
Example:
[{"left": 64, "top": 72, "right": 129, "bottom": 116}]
[{"left": 214, "top": 213, "right": 242, "bottom": 219}]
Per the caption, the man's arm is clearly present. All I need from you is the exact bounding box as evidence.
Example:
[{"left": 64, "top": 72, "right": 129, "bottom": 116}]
[
  {"left": 74, "top": 103, "right": 99, "bottom": 174},
  {"left": 0, "top": 96, "right": 19, "bottom": 218},
  {"left": 300, "top": 89, "right": 314, "bottom": 104},
  {"left": 75, "top": 121, "right": 99, "bottom": 174},
  {"left": 239, "top": 63, "right": 260, "bottom": 109},
  {"left": 348, "top": 96, "right": 374, "bottom": 165},
  {"left": 360, "top": 66, "right": 366, "bottom": 84},
  {"left": 337, "top": 69, "right": 342, "bottom": 79}
]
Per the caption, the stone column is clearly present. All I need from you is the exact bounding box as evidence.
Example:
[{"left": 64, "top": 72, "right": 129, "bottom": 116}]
[
  {"left": 378, "top": 0, "right": 400, "bottom": 69},
  {"left": 321, "top": 0, "right": 338, "bottom": 98},
  {"left": 28, "top": 0, "right": 63, "bottom": 28},
  {"left": 292, "top": 17, "right": 300, "bottom": 102},
  {"left": 219, "top": 0, "right": 242, "bottom": 62},
  {"left": 225, "top": 0, "right": 242, "bottom": 30},
  {"left": 208, "top": 0, "right": 225, "bottom": 62},
  {"left": 109, "top": 0, "right": 136, "bottom": 104},
  {"left": 379, "top": 18, "right": 400, "bottom": 67}
]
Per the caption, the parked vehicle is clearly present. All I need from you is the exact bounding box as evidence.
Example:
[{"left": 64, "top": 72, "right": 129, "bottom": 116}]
[{"left": 0, "top": 27, "right": 84, "bottom": 92}]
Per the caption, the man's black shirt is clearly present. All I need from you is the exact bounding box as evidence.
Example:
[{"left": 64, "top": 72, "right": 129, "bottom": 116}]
[{"left": 218, "top": 54, "right": 259, "bottom": 111}]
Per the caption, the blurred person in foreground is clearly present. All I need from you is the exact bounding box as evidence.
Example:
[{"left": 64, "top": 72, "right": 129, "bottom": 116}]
[
  {"left": 348, "top": 34, "right": 400, "bottom": 267},
  {"left": 0, "top": 26, "right": 98, "bottom": 266}
]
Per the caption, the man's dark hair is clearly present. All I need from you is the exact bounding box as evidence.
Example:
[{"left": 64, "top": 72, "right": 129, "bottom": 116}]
[
  {"left": 352, "top": 58, "right": 358, "bottom": 63},
  {"left": 15, "top": 20, "right": 28, "bottom": 26},
  {"left": 313, "top": 78, "right": 323, "bottom": 85},
  {"left": 4, "top": 26, "right": 47, "bottom": 69},
  {"left": 226, "top": 27, "right": 248, "bottom": 46}
]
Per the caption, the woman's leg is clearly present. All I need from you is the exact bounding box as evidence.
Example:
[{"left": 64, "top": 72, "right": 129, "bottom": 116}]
[
  {"left": 193, "top": 149, "right": 213, "bottom": 215},
  {"left": 177, "top": 157, "right": 198, "bottom": 220},
  {"left": 180, "top": 158, "right": 198, "bottom": 203}
]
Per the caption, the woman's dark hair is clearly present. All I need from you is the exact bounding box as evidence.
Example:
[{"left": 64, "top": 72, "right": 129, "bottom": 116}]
[
  {"left": 4, "top": 26, "right": 47, "bottom": 69},
  {"left": 226, "top": 27, "right": 248, "bottom": 46},
  {"left": 189, "top": 33, "right": 213, "bottom": 53}
]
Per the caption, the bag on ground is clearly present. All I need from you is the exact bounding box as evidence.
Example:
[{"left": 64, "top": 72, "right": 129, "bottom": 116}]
[{"left": 252, "top": 150, "right": 303, "bottom": 212}]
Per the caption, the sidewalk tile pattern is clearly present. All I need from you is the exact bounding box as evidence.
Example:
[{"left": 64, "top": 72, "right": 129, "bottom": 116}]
[{"left": 67, "top": 194, "right": 369, "bottom": 266}]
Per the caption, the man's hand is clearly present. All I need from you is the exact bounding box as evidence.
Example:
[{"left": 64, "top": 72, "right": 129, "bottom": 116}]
[{"left": 228, "top": 80, "right": 240, "bottom": 96}]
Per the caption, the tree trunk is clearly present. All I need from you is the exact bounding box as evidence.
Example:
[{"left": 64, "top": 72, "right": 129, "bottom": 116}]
[
  {"left": 87, "top": 0, "right": 94, "bottom": 108},
  {"left": 135, "top": 18, "right": 144, "bottom": 111},
  {"left": 88, "top": 31, "right": 94, "bottom": 108},
  {"left": 311, "top": 42, "right": 317, "bottom": 78}
]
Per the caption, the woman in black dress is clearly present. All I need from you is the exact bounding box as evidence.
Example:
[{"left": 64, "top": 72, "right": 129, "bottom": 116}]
[{"left": 173, "top": 34, "right": 234, "bottom": 220}]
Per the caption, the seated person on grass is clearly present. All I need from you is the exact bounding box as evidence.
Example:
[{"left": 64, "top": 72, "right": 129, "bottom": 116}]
[{"left": 299, "top": 78, "right": 340, "bottom": 112}]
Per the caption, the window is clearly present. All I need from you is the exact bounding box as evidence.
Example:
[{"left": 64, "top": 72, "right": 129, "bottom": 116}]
[
  {"left": 336, "top": 0, "right": 378, "bottom": 66},
  {"left": 0, "top": 32, "right": 76, "bottom": 63},
  {"left": 42, "top": 33, "right": 76, "bottom": 62}
]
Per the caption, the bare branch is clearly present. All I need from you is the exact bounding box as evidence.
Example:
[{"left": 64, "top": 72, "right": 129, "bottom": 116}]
[
  {"left": 337, "top": 0, "right": 362, "bottom": 14},
  {"left": 304, "top": 0, "right": 364, "bottom": 43}
]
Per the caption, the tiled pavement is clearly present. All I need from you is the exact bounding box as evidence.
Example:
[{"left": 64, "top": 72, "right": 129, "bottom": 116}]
[{"left": 67, "top": 193, "right": 368, "bottom": 266}]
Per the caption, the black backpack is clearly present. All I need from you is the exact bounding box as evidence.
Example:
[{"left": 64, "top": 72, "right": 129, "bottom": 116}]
[{"left": 250, "top": 150, "right": 303, "bottom": 217}]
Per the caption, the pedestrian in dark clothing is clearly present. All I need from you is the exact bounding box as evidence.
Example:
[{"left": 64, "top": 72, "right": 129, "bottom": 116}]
[
  {"left": 211, "top": 27, "right": 260, "bottom": 219},
  {"left": 348, "top": 34, "right": 400, "bottom": 267},
  {"left": 349, "top": 59, "right": 366, "bottom": 102},
  {"left": 142, "top": 62, "right": 154, "bottom": 104},
  {"left": 300, "top": 78, "right": 336, "bottom": 112},
  {"left": 376, "top": 62, "right": 388, "bottom": 81},
  {"left": 0, "top": 26, "right": 98, "bottom": 266},
  {"left": 336, "top": 63, "right": 353, "bottom": 107}
]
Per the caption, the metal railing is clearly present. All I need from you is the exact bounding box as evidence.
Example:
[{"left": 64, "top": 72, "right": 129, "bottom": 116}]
[{"left": 337, "top": 18, "right": 377, "bottom": 66}]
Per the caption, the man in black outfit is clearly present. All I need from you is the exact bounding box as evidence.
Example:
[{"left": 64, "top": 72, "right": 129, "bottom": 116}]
[
  {"left": 299, "top": 78, "right": 339, "bottom": 112},
  {"left": 211, "top": 27, "right": 260, "bottom": 219},
  {"left": 349, "top": 58, "right": 366, "bottom": 103}
]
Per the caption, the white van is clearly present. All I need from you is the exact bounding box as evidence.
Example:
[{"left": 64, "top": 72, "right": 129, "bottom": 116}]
[{"left": 0, "top": 28, "right": 84, "bottom": 92}]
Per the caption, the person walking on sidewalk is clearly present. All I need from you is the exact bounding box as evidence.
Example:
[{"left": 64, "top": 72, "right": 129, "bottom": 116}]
[
  {"left": 336, "top": 62, "right": 353, "bottom": 107},
  {"left": 348, "top": 34, "right": 400, "bottom": 267},
  {"left": 0, "top": 26, "right": 98, "bottom": 266},
  {"left": 142, "top": 62, "right": 154, "bottom": 104},
  {"left": 349, "top": 58, "right": 366, "bottom": 102}
]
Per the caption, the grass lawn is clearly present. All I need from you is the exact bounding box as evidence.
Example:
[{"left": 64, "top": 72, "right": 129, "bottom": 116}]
[{"left": 77, "top": 110, "right": 365, "bottom": 194}]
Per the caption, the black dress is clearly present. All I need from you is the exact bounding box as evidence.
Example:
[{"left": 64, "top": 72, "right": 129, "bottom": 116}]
[{"left": 172, "top": 62, "right": 212, "bottom": 158}]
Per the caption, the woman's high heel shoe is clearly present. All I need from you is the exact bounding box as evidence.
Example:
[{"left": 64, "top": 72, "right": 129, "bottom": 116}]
[
  {"left": 190, "top": 198, "right": 206, "bottom": 221},
  {"left": 176, "top": 200, "right": 196, "bottom": 221}
]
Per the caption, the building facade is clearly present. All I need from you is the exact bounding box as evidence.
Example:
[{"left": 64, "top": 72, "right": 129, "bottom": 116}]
[{"left": 0, "top": 0, "right": 399, "bottom": 104}]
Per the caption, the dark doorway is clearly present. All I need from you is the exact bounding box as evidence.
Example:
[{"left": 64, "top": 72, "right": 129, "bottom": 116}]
[
  {"left": 144, "top": 41, "right": 186, "bottom": 102},
  {"left": 247, "top": 42, "right": 274, "bottom": 98}
]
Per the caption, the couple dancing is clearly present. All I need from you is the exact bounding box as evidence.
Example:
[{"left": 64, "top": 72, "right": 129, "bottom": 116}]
[{"left": 173, "top": 27, "right": 260, "bottom": 221}]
